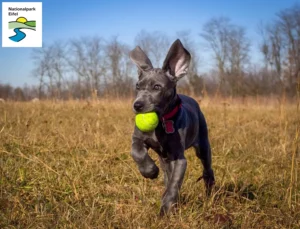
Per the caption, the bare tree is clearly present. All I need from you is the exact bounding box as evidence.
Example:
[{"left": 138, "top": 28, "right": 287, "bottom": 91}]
[
  {"left": 32, "top": 44, "right": 55, "bottom": 98},
  {"left": 0, "top": 84, "right": 13, "bottom": 100},
  {"left": 227, "top": 26, "right": 250, "bottom": 96},
  {"left": 135, "top": 30, "right": 170, "bottom": 67},
  {"left": 258, "top": 21, "right": 271, "bottom": 71},
  {"left": 277, "top": 4, "right": 300, "bottom": 95},
  {"left": 200, "top": 17, "right": 231, "bottom": 95},
  {"left": 67, "top": 36, "right": 106, "bottom": 98},
  {"left": 258, "top": 4, "right": 300, "bottom": 96},
  {"left": 23, "top": 4, "right": 298, "bottom": 100},
  {"left": 104, "top": 36, "right": 134, "bottom": 97},
  {"left": 227, "top": 26, "right": 250, "bottom": 74},
  {"left": 201, "top": 17, "right": 230, "bottom": 75},
  {"left": 31, "top": 42, "right": 68, "bottom": 99},
  {"left": 51, "top": 41, "right": 67, "bottom": 98},
  {"left": 31, "top": 49, "right": 46, "bottom": 99},
  {"left": 201, "top": 17, "right": 250, "bottom": 96},
  {"left": 268, "top": 24, "right": 283, "bottom": 80}
]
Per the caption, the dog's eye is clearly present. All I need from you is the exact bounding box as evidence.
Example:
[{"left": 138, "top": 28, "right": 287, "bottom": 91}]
[
  {"left": 153, "top": 85, "right": 161, "bottom": 90},
  {"left": 136, "top": 84, "right": 140, "bottom": 90}
]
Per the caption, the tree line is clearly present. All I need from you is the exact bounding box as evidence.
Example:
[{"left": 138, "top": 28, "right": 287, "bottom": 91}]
[{"left": 0, "top": 4, "right": 299, "bottom": 101}]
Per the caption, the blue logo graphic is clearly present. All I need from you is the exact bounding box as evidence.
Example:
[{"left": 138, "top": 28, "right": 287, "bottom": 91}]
[{"left": 9, "top": 17, "right": 36, "bottom": 42}]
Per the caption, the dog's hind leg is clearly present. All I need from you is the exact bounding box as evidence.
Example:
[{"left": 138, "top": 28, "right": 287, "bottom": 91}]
[
  {"left": 194, "top": 115, "right": 215, "bottom": 194},
  {"left": 194, "top": 138, "right": 215, "bottom": 194}
]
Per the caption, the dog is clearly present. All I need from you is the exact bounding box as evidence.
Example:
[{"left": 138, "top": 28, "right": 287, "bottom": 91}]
[{"left": 129, "top": 39, "right": 215, "bottom": 216}]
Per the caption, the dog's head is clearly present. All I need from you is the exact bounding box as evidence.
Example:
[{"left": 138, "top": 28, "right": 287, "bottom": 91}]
[{"left": 130, "top": 39, "right": 191, "bottom": 114}]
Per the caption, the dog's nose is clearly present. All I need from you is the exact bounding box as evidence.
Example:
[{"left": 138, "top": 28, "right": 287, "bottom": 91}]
[{"left": 134, "top": 101, "right": 144, "bottom": 111}]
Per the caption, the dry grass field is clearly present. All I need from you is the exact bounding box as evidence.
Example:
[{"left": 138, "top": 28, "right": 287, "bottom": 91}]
[{"left": 0, "top": 97, "right": 299, "bottom": 228}]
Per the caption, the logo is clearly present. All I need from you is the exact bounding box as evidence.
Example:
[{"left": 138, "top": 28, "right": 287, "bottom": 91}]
[
  {"left": 9, "top": 17, "right": 36, "bottom": 42},
  {"left": 2, "top": 2, "right": 42, "bottom": 47}
]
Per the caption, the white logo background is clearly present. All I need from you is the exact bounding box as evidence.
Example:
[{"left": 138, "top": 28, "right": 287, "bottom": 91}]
[{"left": 2, "top": 2, "right": 42, "bottom": 47}]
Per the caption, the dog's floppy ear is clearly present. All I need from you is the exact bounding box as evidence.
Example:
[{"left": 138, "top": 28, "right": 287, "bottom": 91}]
[
  {"left": 130, "top": 46, "right": 153, "bottom": 73},
  {"left": 162, "top": 39, "right": 191, "bottom": 81}
]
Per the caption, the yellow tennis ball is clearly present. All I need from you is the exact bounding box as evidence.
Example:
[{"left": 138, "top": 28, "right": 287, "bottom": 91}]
[{"left": 135, "top": 112, "right": 159, "bottom": 132}]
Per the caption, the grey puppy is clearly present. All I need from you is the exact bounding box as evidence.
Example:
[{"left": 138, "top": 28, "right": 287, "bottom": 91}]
[{"left": 130, "top": 39, "right": 215, "bottom": 216}]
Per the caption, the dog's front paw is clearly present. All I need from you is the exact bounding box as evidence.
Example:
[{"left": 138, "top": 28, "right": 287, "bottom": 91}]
[
  {"left": 139, "top": 163, "right": 159, "bottom": 179},
  {"left": 159, "top": 203, "right": 172, "bottom": 217},
  {"left": 159, "top": 200, "right": 177, "bottom": 217},
  {"left": 159, "top": 192, "right": 179, "bottom": 217}
]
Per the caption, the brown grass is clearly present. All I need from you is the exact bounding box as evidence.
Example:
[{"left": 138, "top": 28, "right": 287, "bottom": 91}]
[{"left": 0, "top": 98, "right": 299, "bottom": 228}]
